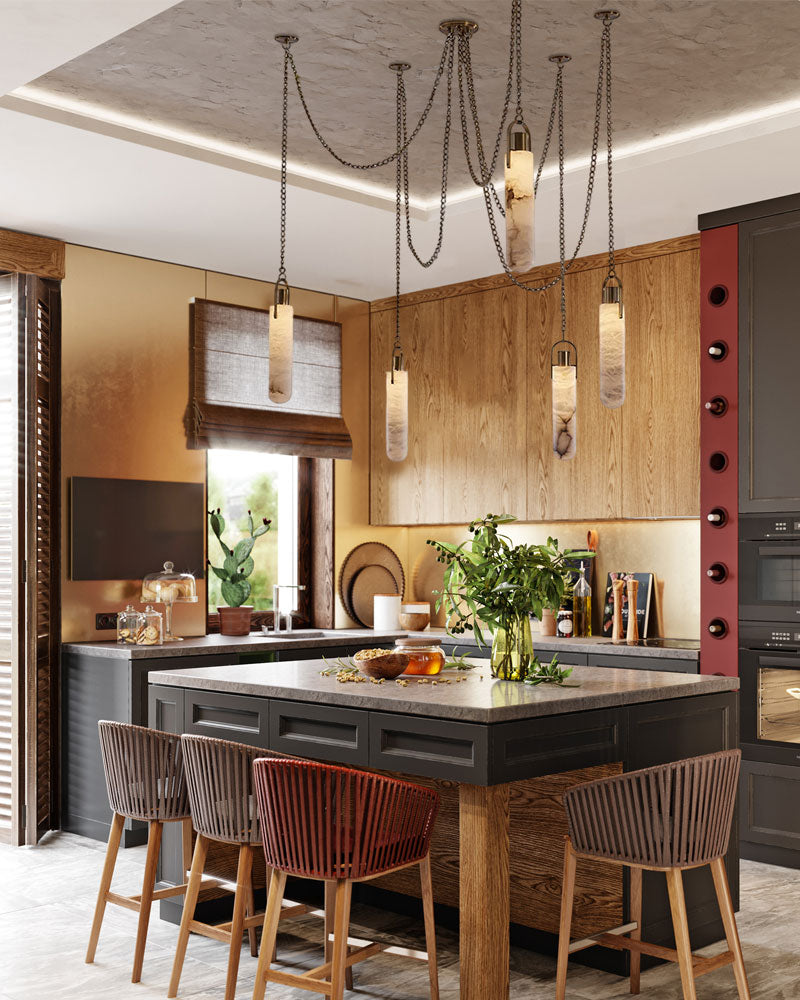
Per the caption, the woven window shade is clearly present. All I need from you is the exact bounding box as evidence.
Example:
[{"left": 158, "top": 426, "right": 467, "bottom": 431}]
[{"left": 187, "top": 298, "right": 352, "bottom": 459}]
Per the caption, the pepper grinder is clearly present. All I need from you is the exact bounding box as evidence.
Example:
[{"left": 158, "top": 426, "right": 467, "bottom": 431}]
[
  {"left": 611, "top": 578, "right": 625, "bottom": 642},
  {"left": 626, "top": 577, "right": 639, "bottom": 644}
]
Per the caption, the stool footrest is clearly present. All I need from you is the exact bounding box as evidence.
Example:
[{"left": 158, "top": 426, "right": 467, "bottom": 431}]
[{"left": 589, "top": 930, "right": 735, "bottom": 976}]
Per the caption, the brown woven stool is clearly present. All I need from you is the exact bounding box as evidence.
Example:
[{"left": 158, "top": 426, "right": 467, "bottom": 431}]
[
  {"left": 556, "top": 749, "right": 750, "bottom": 1000},
  {"left": 86, "top": 721, "right": 215, "bottom": 983},
  {"left": 167, "top": 735, "right": 318, "bottom": 1000}
]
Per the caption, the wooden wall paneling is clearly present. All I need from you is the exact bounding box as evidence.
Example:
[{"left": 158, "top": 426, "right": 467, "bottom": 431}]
[
  {"left": 621, "top": 250, "right": 700, "bottom": 518},
  {"left": 0, "top": 229, "right": 65, "bottom": 281},
  {"left": 440, "top": 286, "right": 527, "bottom": 522},
  {"left": 370, "top": 300, "right": 445, "bottom": 525},
  {"left": 526, "top": 268, "right": 623, "bottom": 521}
]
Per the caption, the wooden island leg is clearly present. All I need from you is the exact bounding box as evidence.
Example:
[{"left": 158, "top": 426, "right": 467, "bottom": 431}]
[{"left": 459, "top": 783, "right": 510, "bottom": 1000}]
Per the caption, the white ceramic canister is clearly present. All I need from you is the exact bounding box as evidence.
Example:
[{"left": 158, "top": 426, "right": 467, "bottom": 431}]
[{"left": 373, "top": 593, "right": 402, "bottom": 631}]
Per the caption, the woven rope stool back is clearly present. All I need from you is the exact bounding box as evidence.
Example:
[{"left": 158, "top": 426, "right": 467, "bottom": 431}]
[
  {"left": 253, "top": 757, "right": 440, "bottom": 881},
  {"left": 181, "top": 734, "right": 268, "bottom": 845},
  {"left": 564, "top": 749, "right": 741, "bottom": 869},
  {"left": 98, "top": 720, "right": 189, "bottom": 822}
]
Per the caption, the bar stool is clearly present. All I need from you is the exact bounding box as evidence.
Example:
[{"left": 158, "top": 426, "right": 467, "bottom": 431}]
[
  {"left": 86, "top": 721, "right": 212, "bottom": 983},
  {"left": 251, "top": 757, "right": 441, "bottom": 1000},
  {"left": 555, "top": 749, "right": 750, "bottom": 1000},
  {"left": 168, "top": 735, "right": 318, "bottom": 1000}
]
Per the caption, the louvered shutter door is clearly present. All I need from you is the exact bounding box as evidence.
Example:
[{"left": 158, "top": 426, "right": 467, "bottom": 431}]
[{"left": 23, "top": 276, "right": 60, "bottom": 842}]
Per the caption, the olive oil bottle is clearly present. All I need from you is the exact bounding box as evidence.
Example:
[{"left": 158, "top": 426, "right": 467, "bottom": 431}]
[{"left": 572, "top": 562, "right": 592, "bottom": 637}]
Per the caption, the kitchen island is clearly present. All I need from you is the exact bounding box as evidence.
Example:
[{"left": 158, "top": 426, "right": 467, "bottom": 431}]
[{"left": 148, "top": 658, "right": 738, "bottom": 1000}]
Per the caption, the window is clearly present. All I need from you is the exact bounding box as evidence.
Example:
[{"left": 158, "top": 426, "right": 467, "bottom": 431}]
[{"left": 207, "top": 449, "right": 299, "bottom": 616}]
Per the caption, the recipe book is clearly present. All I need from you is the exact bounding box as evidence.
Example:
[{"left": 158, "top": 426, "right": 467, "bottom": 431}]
[{"left": 601, "top": 572, "right": 654, "bottom": 638}]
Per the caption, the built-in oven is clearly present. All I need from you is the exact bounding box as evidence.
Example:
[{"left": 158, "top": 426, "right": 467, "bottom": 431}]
[
  {"left": 739, "top": 513, "right": 800, "bottom": 623},
  {"left": 740, "top": 622, "right": 800, "bottom": 766}
]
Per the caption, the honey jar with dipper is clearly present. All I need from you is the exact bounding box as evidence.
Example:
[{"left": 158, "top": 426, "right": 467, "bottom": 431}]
[{"left": 391, "top": 636, "right": 445, "bottom": 676}]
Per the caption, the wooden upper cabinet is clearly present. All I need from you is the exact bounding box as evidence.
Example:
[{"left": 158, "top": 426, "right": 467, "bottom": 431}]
[
  {"left": 526, "top": 267, "right": 623, "bottom": 521},
  {"left": 621, "top": 250, "right": 700, "bottom": 518},
  {"left": 370, "top": 299, "right": 445, "bottom": 525}
]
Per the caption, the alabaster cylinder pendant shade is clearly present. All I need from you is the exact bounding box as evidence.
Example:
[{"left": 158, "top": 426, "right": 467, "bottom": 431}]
[
  {"left": 386, "top": 366, "right": 408, "bottom": 462},
  {"left": 268, "top": 297, "right": 294, "bottom": 404},
  {"left": 505, "top": 148, "right": 535, "bottom": 274},
  {"left": 599, "top": 283, "right": 625, "bottom": 408},
  {"left": 552, "top": 351, "right": 577, "bottom": 460}
]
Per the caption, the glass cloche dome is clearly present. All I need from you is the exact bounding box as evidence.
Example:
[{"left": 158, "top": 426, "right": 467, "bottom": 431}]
[{"left": 141, "top": 561, "right": 197, "bottom": 641}]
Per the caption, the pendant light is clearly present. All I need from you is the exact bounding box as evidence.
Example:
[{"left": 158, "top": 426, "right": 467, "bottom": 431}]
[
  {"left": 596, "top": 10, "right": 625, "bottom": 409},
  {"left": 386, "top": 62, "right": 410, "bottom": 463},
  {"left": 549, "top": 55, "right": 577, "bottom": 461},
  {"left": 269, "top": 34, "right": 297, "bottom": 405},
  {"left": 504, "top": 0, "right": 534, "bottom": 273}
]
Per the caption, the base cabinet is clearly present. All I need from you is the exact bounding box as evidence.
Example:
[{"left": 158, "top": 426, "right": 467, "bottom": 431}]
[{"left": 740, "top": 757, "right": 800, "bottom": 869}]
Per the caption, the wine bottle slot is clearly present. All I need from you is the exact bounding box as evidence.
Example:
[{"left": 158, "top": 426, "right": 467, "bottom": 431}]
[
  {"left": 707, "top": 507, "right": 728, "bottom": 526},
  {"left": 708, "top": 618, "right": 728, "bottom": 638}
]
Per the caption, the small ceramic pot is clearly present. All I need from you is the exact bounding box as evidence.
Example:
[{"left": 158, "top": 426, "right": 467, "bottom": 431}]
[
  {"left": 539, "top": 608, "right": 557, "bottom": 637},
  {"left": 218, "top": 605, "right": 254, "bottom": 636}
]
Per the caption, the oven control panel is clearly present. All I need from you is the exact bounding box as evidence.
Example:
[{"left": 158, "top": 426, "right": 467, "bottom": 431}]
[
  {"left": 739, "top": 513, "right": 800, "bottom": 540},
  {"left": 740, "top": 622, "right": 800, "bottom": 650}
]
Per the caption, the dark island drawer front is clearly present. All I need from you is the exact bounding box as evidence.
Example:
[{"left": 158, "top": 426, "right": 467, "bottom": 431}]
[
  {"left": 269, "top": 699, "right": 369, "bottom": 766},
  {"left": 184, "top": 689, "right": 270, "bottom": 746},
  {"left": 492, "top": 709, "right": 624, "bottom": 783},
  {"left": 369, "top": 713, "right": 489, "bottom": 784},
  {"left": 740, "top": 758, "right": 800, "bottom": 853},
  {"left": 589, "top": 654, "right": 698, "bottom": 674}
]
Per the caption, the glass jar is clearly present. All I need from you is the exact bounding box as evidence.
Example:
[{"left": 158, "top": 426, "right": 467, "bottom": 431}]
[
  {"left": 117, "top": 605, "right": 144, "bottom": 644},
  {"left": 141, "top": 561, "right": 198, "bottom": 641},
  {"left": 557, "top": 609, "right": 574, "bottom": 637},
  {"left": 136, "top": 605, "right": 163, "bottom": 646},
  {"left": 491, "top": 614, "right": 534, "bottom": 681},
  {"left": 392, "top": 637, "right": 445, "bottom": 676}
]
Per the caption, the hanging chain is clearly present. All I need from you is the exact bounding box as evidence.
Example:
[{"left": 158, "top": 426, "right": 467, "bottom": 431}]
[
  {"left": 557, "top": 66, "right": 567, "bottom": 339},
  {"left": 401, "top": 33, "right": 455, "bottom": 267},
  {"left": 277, "top": 42, "right": 290, "bottom": 286},
  {"left": 394, "top": 68, "right": 403, "bottom": 360},
  {"left": 285, "top": 37, "right": 451, "bottom": 171},
  {"left": 514, "top": 0, "right": 524, "bottom": 123},
  {"left": 604, "top": 21, "right": 617, "bottom": 279}
]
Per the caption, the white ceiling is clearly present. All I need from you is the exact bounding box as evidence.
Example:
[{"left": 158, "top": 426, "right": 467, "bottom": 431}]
[{"left": 1, "top": 0, "right": 800, "bottom": 300}]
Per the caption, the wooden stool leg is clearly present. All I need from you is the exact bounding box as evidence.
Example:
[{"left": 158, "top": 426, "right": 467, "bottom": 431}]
[
  {"left": 629, "top": 866, "right": 643, "bottom": 995},
  {"left": 252, "top": 869, "right": 287, "bottom": 1000},
  {"left": 710, "top": 858, "right": 751, "bottom": 1000},
  {"left": 555, "top": 838, "right": 577, "bottom": 1000},
  {"left": 224, "top": 845, "right": 253, "bottom": 1000},
  {"left": 329, "top": 879, "right": 353, "bottom": 1000},
  {"left": 181, "top": 819, "right": 194, "bottom": 878},
  {"left": 131, "top": 819, "right": 162, "bottom": 983},
  {"left": 85, "top": 812, "right": 125, "bottom": 964},
  {"left": 168, "top": 833, "right": 209, "bottom": 999},
  {"left": 325, "top": 880, "right": 353, "bottom": 990},
  {"left": 420, "top": 855, "right": 440, "bottom": 1000},
  {"left": 666, "top": 868, "right": 698, "bottom": 1000},
  {"left": 245, "top": 870, "right": 258, "bottom": 958}
]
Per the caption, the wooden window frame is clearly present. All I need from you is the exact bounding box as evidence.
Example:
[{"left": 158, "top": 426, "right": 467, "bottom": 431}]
[{"left": 206, "top": 456, "right": 334, "bottom": 633}]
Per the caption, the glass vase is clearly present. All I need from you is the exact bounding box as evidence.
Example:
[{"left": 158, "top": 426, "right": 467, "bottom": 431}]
[{"left": 491, "top": 614, "right": 534, "bottom": 681}]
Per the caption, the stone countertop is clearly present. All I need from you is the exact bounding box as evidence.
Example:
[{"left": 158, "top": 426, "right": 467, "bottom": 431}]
[
  {"left": 148, "top": 659, "right": 736, "bottom": 724},
  {"left": 62, "top": 628, "right": 700, "bottom": 661}
]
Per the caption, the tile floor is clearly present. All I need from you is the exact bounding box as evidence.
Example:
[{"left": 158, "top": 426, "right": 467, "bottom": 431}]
[{"left": 0, "top": 832, "right": 797, "bottom": 999}]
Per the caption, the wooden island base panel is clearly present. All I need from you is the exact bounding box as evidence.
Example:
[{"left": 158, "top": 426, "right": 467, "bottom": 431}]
[{"left": 148, "top": 659, "right": 739, "bottom": 1000}]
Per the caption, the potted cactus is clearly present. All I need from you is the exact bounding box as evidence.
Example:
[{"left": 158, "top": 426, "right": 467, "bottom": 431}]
[{"left": 208, "top": 508, "right": 271, "bottom": 635}]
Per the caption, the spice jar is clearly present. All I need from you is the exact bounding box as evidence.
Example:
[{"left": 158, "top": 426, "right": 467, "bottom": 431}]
[
  {"left": 136, "top": 605, "right": 163, "bottom": 646},
  {"left": 556, "top": 609, "right": 574, "bottom": 637},
  {"left": 117, "top": 605, "right": 144, "bottom": 644},
  {"left": 392, "top": 637, "right": 445, "bottom": 676}
]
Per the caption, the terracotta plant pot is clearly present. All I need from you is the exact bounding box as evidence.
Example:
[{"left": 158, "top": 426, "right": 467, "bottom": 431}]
[
  {"left": 539, "top": 608, "right": 557, "bottom": 637},
  {"left": 217, "top": 605, "right": 254, "bottom": 636}
]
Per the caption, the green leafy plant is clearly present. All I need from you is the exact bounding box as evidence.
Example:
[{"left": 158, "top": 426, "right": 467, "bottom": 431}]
[
  {"left": 428, "top": 514, "right": 591, "bottom": 646},
  {"left": 524, "top": 653, "right": 577, "bottom": 687},
  {"left": 208, "top": 508, "right": 271, "bottom": 608}
]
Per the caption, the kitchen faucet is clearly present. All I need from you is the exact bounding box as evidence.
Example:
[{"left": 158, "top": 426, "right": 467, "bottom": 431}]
[{"left": 272, "top": 584, "right": 306, "bottom": 633}]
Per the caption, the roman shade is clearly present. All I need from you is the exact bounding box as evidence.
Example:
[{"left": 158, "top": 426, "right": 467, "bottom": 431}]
[{"left": 187, "top": 298, "right": 352, "bottom": 459}]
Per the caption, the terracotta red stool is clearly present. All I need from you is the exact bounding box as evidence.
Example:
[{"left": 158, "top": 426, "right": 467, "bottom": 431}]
[{"left": 251, "top": 758, "right": 441, "bottom": 1000}]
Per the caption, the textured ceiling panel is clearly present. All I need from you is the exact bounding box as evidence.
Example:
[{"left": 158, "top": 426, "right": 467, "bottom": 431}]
[{"left": 29, "top": 0, "right": 800, "bottom": 199}]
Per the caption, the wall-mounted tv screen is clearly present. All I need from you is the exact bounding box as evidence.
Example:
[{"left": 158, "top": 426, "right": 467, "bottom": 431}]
[{"left": 70, "top": 477, "right": 205, "bottom": 581}]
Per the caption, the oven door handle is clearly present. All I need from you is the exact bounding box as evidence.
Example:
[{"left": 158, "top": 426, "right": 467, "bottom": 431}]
[
  {"left": 757, "top": 656, "right": 800, "bottom": 668},
  {"left": 757, "top": 545, "right": 800, "bottom": 556}
]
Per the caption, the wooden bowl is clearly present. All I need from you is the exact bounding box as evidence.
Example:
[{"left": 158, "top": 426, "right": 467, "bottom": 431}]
[{"left": 357, "top": 652, "right": 410, "bottom": 679}]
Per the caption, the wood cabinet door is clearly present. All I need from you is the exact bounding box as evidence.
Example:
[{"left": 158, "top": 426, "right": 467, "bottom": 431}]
[
  {"left": 370, "top": 299, "right": 445, "bottom": 525},
  {"left": 440, "top": 286, "right": 527, "bottom": 522},
  {"left": 621, "top": 249, "right": 700, "bottom": 517},
  {"left": 526, "top": 267, "right": 623, "bottom": 520}
]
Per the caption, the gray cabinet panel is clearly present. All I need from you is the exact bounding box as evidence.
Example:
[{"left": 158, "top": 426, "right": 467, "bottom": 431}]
[
  {"left": 626, "top": 692, "right": 737, "bottom": 771},
  {"left": 740, "top": 758, "right": 800, "bottom": 852},
  {"left": 369, "top": 712, "right": 489, "bottom": 783},
  {"left": 269, "top": 699, "right": 369, "bottom": 766},
  {"left": 184, "top": 688, "right": 270, "bottom": 746},
  {"left": 588, "top": 654, "right": 698, "bottom": 674},
  {"left": 492, "top": 709, "right": 624, "bottom": 783}
]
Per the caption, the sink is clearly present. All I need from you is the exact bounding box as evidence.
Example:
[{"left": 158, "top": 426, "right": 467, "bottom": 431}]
[{"left": 259, "top": 628, "right": 325, "bottom": 639}]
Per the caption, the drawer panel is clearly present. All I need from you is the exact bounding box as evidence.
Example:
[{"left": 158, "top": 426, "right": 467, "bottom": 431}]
[
  {"left": 741, "top": 758, "right": 800, "bottom": 852},
  {"left": 269, "top": 699, "right": 369, "bottom": 766},
  {"left": 492, "top": 709, "right": 624, "bottom": 783},
  {"left": 589, "top": 654, "right": 698, "bottom": 674},
  {"left": 370, "top": 712, "right": 489, "bottom": 783},
  {"left": 184, "top": 689, "right": 269, "bottom": 746}
]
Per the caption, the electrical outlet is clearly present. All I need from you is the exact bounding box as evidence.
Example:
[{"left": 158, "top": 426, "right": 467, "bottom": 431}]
[{"left": 96, "top": 612, "right": 118, "bottom": 631}]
